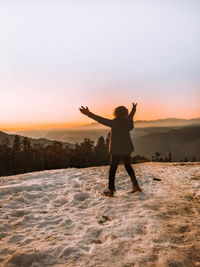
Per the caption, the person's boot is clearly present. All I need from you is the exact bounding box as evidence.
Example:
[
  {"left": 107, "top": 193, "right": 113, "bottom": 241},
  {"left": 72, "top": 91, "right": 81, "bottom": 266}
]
[
  {"left": 104, "top": 188, "right": 115, "bottom": 197},
  {"left": 131, "top": 185, "right": 142, "bottom": 193}
]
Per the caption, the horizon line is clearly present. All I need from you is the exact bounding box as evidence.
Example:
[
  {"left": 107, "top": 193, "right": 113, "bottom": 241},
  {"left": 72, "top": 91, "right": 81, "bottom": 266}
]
[{"left": 1, "top": 116, "right": 200, "bottom": 131}]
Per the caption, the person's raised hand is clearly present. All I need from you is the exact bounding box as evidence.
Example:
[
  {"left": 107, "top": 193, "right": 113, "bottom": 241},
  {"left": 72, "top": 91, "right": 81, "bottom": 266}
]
[
  {"left": 132, "top": 102, "right": 137, "bottom": 112},
  {"left": 79, "top": 106, "right": 90, "bottom": 116}
]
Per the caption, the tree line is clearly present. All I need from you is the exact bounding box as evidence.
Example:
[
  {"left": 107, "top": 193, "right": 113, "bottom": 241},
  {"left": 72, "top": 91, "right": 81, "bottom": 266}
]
[{"left": 0, "top": 135, "right": 148, "bottom": 176}]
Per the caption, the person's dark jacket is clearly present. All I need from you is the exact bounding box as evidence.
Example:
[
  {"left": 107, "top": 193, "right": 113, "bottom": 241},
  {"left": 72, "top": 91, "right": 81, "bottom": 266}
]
[{"left": 87, "top": 108, "right": 135, "bottom": 156}]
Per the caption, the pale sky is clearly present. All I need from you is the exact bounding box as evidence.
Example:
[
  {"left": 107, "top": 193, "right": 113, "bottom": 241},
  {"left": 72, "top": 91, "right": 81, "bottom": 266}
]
[{"left": 0, "top": 0, "right": 200, "bottom": 128}]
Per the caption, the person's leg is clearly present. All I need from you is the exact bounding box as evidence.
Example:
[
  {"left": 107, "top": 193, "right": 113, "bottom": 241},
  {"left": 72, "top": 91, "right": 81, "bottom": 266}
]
[
  {"left": 122, "top": 154, "right": 139, "bottom": 187},
  {"left": 108, "top": 155, "right": 120, "bottom": 191}
]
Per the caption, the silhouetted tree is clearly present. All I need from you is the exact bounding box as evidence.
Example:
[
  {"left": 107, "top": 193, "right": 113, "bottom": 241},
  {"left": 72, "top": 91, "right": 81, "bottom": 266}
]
[
  {"left": 192, "top": 157, "right": 196, "bottom": 162},
  {"left": 68, "top": 143, "right": 80, "bottom": 167},
  {"left": 152, "top": 152, "right": 161, "bottom": 162},
  {"left": 21, "top": 137, "right": 33, "bottom": 172},
  {"left": 32, "top": 143, "right": 45, "bottom": 171},
  {"left": 79, "top": 138, "right": 94, "bottom": 167},
  {"left": 94, "top": 136, "right": 109, "bottom": 166},
  {"left": 0, "top": 144, "right": 12, "bottom": 176},
  {"left": 44, "top": 141, "right": 68, "bottom": 170},
  {"left": 22, "top": 137, "right": 31, "bottom": 152},
  {"left": 12, "top": 135, "right": 22, "bottom": 173},
  {"left": 13, "top": 135, "right": 21, "bottom": 152}
]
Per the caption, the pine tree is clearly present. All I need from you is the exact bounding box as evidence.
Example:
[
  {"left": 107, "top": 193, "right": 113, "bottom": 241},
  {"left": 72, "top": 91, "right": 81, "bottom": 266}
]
[
  {"left": 154, "top": 152, "right": 160, "bottom": 162},
  {"left": 22, "top": 137, "right": 33, "bottom": 172},
  {"left": 44, "top": 141, "right": 67, "bottom": 170},
  {"left": 94, "top": 136, "right": 109, "bottom": 166},
  {"left": 32, "top": 143, "right": 45, "bottom": 171},
  {"left": 22, "top": 137, "right": 31, "bottom": 152},
  {"left": 0, "top": 144, "right": 9, "bottom": 175},
  {"left": 12, "top": 135, "right": 22, "bottom": 173},
  {"left": 13, "top": 135, "right": 21, "bottom": 152}
]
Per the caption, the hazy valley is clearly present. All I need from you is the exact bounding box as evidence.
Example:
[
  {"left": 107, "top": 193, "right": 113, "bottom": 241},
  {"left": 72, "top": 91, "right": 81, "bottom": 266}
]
[{"left": 1, "top": 118, "right": 200, "bottom": 162}]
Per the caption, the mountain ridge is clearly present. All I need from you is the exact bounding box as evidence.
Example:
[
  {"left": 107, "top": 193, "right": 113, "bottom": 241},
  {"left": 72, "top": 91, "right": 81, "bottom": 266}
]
[
  {"left": 133, "top": 125, "right": 200, "bottom": 161},
  {"left": 0, "top": 130, "right": 74, "bottom": 148}
]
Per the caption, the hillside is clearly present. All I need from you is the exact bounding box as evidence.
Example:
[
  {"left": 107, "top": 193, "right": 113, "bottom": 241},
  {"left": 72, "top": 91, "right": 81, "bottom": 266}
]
[
  {"left": 134, "top": 117, "right": 200, "bottom": 128},
  {"left": 0, "top": 163, "right": 199, "bottom": 266},
  {"left": 45, "top": 128, "right": 109, "bottom": 144},
  {"left": 43, "top": 127, "right": 177, "bottom": 144},
  {"left": 133, "top": 125, "right": 200, "bottom": 161},
  {"left": 0, "top": 131, "right": 74, "bottom": 148}
]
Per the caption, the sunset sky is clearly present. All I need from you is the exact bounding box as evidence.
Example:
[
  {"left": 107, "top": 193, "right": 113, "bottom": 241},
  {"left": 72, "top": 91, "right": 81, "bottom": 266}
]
[{"left": 0, "top": 0, "right": 200, "bottom": 129}]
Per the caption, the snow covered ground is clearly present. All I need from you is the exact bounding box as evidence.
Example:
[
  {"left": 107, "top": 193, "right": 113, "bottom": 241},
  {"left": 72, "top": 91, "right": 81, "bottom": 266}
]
[{"left": 0, "top": 162, "right": 200, "bottom": 267}]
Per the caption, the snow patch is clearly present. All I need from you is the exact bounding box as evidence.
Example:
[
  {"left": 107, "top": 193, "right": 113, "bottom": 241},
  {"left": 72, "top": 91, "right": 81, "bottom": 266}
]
[{"left": 0, "top": 163, "right": 200, "bottom": 266}]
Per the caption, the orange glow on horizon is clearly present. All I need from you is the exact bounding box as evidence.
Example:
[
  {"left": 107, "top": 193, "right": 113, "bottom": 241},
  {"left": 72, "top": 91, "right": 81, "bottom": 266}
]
[
  {"left": 0, "top": 122, "right": 89, "bottom": 131},
  {"left": 1, "top": 98, "right": 199, "bottom": 131},
  {"left": 1, "top": 114, "right": 200, "bottom": 131}
]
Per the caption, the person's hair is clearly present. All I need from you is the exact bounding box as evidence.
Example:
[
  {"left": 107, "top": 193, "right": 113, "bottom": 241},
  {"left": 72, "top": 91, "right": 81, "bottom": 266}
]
[{"left": 113, "top": 106, "right": 128, "bottom": 118}]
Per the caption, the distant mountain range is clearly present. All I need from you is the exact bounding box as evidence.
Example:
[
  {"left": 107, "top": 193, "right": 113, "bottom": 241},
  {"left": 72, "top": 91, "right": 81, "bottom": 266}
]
[
  {"left": 134, "top": 117, "right": 200, "bottom": 127},
  {"left": 3, "top": 117, "right": 200, "bottom": 143},
  {"left": 80, "top": 117, "right": 200, "bottom": 128},
  {"left": 88, "top": 117, "right": 200, "bottom": 128}
]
